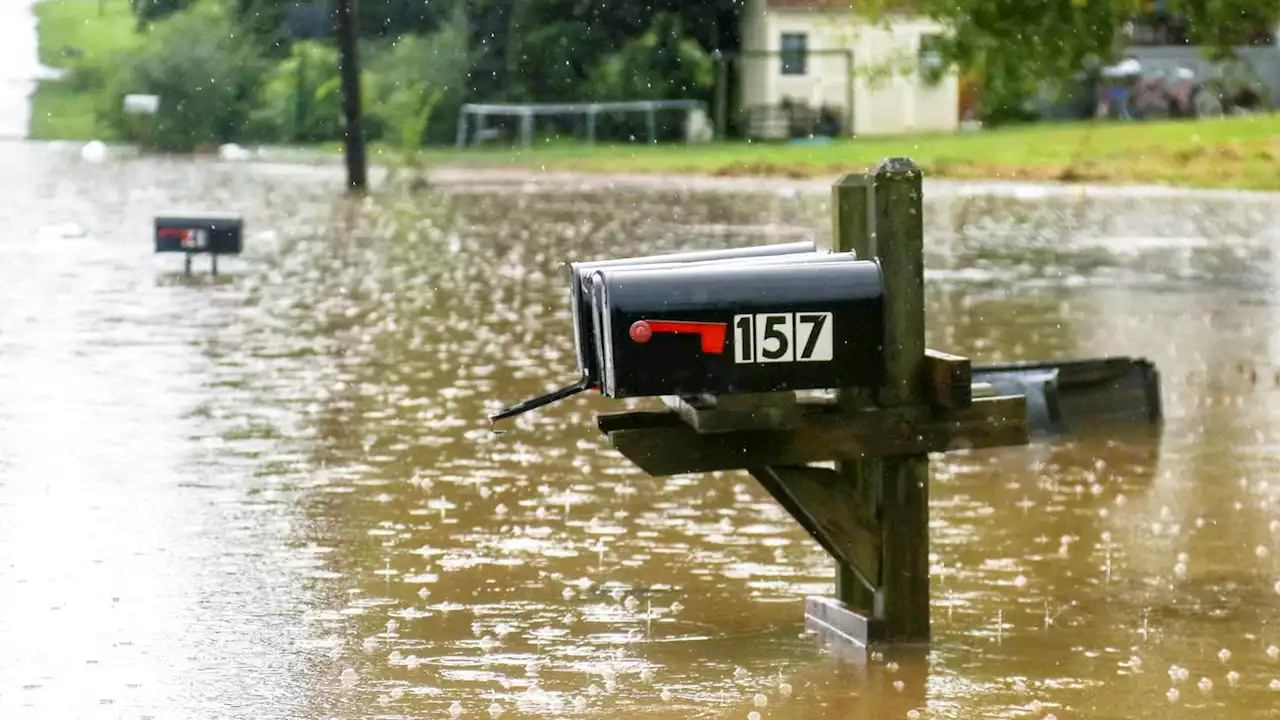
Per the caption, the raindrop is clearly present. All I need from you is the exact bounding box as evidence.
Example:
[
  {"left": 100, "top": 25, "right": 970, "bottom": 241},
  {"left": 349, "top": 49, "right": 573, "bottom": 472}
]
[
  {"left": 1177, "top": 667, "right": 1190, "bottom": 681},
  {"left": 779, "top": 682, "right": 793, "bottom": 698},
  {"left": 1219, "top": 648, "right": 1232, "bottom": 663},
  {"left": 1174, "top": 562, "right": 1188, "bottom": 579},
  {"left": 1167, "top": 688, "right": 1180, "bottom": 702},
  {"left": 1259, "top": 546, "right": 1271, "bottom": 559},
  {"left": 1198, "top": 677, "right": 1213, "bottom": 693},
  {"left": 1270, "top": 679, "right": 1280, "bottom": 692},
  {"left": 907, "top": 711, "right": 921, "bottom": 720},
  {"left": 734, "top": 667, "right": 749, "bottom": 681},
  {"left": 418, "top": 587, "right": 431, "bottom": 600},
  {"left": 563, "top": 613, "right": 576, "bottom": 625},
  {"left": 450, "top": 700, "right": 463, "bottom": 717},
  {"left": 886, "top": 661, "right": 900, "bottom": 673},
  {"left": 1269, "top": 645, "right": 1280, "bottom": 660},
  {"left": 893, "top": 680, "right": 905, "bottom": 693},
  {"left": 487, "top": 701, "right": 504, "bottom": 718},
  {"left": 495, "top": 504, "right": 508, "bottom": 517},
  {"left": 670, "top": 601, "right": 684, "bottom": 613},
  {"left": 362, "top": 637, "right": 378, "bottom": 652},
  {"left": 1013, "top": 575, "right": 1028, "bottom": 589},
  {"left": 563, "top": 588, "right": 576, "bottom": 601},
  {"left": 749, "top": 713, "right": 761, "bottom": 720},
  {"left": 640, "top": 668, "right": 655, "bottom": 684},
  {"left": 1029, "top": 700, "right": 1042, "bottom": 713},
  {"left": 1129, "top": 656, "right": 1143, "bottom": 671},
  {"left": 660, "top": 689, "right": 672, "bottom": 702},
  {"left": 340, "top": 668, "right": 358, "bottom": 685},
  {"left": 386, "top": 619, "right": 399, "bottom": 633},
  {"left": 574, "top": 696, "right": 588, "bottom": 711},
  {"left": 479, "top": 636, "right": 496, "bottom": 652},
  {"left": 624, "top": 596, "right": 639, "bottom": 612},
  {"left": 753, "top": 693, "right": 768, "bottom": 707},
  {"left": 1228, "top": 670, "right": 1241, "bottom": 687},
  {"left": 871, "top": 651, "right": 885, "bottom": 662}
]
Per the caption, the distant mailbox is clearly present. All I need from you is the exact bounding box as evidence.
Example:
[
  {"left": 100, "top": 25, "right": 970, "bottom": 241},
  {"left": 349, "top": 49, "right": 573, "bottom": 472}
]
[
  {"left": 587, "top": 259, "right": 885, "bottom": 398},
  {"left": 155, "top": 213, "right": 243, "bottom": 255},
  {"left": 123, "top": 94, "right": 160, "bottom": 117},
  {"left": 569, "top": 241, "right": 816, "bottom": 386}
]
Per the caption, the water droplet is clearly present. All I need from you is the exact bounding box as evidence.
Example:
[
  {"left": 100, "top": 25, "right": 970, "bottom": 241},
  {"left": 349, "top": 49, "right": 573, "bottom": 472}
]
[
  {"left": 340, "top": 668, "right": 358, "bottom": 685},
  {"left": 753, "top": 693, "right": 768, "bottom": 707},
  {"left": 624, "top": 596, "right": 639, "bottom": 612},
  {"left": 748, "top": 713, "right": 761, "bottom": 720},
  {"left": 1198, "top": 677, "right": 1213, "bottom": 693},
  {"left": 670, "top": 601, "right": 684, "bottom": 613},
  {"left": 871, "top": 650, "right": 885, "bottom": 662},
  {"left": 1177, "top": 667, "right": 1190, "bottom": 681},
  {"left": 1013, "top": 678, "right": 1028, "bottom": 693},
  {"left": 1029, "top": 700, "right": 1042, "bottom": 713},
  {"left": 450, "top": 700, "right": 463, "bottom": 717},
  {"left": 907, "top": 711, "right": 921, "bottom": 720},
  {"left": 563, "top": 587, "right": 575, "bottom": 601},
  {"left": 1219, "top": 648, "right": 1232, "bottom": 663},
  {"left": 734, "top": 667, "right": 749, "bottom": 681},
  {"left": 1167, "top": 687, "right": 1180, "bottom": 702},
  {"left": 660, "top": 688, "right": 672, "bottom": 702},
  {"left": 574, "top": 695, "right": 588, "bottom": 710},
  {"left": 1270, "top": 679, "right": 1280, "bottom": 692},
  {"left": 640, "top": 668, "right": 655, "bottom": 684},
  {"left": 362, "top": 636, "right": 377, "bottom": 652},
  {"left": 1129, "top": 656, "right": 1143, "bottom": 671},
  {"left": 417, "top": 587, "right": 430, "bottom": 600},
  {"left": 1174, "top": 562, "right": 1188, "bottom": 579},
  {"left": 495, "top": 503, "right": 508, "bottom": 517},
  {"left": 1270, "top": 645, "right": 1280, "bottom": 660},
  {"left": 893, "top": 680, "right": 905, "bottom": 692},
  {"left": 1227, "top": 670, "right": 1241, "bottom": 687},
  {"left": 487, "top": 701, "right": 504, "bottom": 718},
  {"left": 386, "top": 619, "right": 399, "bottom": 633},
  {"left": 779, "top": 682, "right": 793, "bottom": 698},
  {"left": 1014, "top": 574, "right": 1028, "bottom": 588}
]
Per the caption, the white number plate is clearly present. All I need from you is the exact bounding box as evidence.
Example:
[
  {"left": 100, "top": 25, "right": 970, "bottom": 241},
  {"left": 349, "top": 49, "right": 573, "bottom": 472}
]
[{"left": 733, "top": 312, "right": 833, "bottom": 364}]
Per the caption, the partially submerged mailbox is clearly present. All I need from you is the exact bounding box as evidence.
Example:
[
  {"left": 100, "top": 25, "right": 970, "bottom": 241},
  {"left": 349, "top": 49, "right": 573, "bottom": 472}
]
[
  {"left": 155, "top": 212, "right": 243, "bottom": 276},
  {"left": 489, "top": 243, "right": 882, "bottom": 421}
]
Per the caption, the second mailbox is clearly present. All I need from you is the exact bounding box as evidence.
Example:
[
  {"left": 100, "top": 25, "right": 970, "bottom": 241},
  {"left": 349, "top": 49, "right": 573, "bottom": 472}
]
[{"left": 587, "top": 259, "right": 886, "bottom": 399}]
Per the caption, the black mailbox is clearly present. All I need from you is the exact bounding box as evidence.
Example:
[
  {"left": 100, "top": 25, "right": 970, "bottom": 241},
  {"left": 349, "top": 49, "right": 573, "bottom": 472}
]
[
  {"left": 154, "top": 213, "right": 243, "bottom": 255},
  {"left": 569, "top": 241, "right": 816, "bottom": 386},
  {"left": 587, "top": 259, "right": 885, "bottom": 398}
]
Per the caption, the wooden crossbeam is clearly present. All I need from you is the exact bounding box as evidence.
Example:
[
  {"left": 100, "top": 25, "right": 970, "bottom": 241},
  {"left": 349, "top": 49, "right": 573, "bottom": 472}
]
[{"left": 598, "top": 395, "right": 1028, "bottom": 477}]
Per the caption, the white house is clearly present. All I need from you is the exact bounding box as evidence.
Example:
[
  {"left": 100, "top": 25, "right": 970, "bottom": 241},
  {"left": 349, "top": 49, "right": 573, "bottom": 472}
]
[{"left": 738, "top": 0, "right": 960, "bottom": 137}]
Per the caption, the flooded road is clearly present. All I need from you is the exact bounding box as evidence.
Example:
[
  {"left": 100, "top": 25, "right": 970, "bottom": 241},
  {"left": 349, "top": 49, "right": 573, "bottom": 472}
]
[{"left": 3, "top": 141, "right": 1280, "bottom": 720}]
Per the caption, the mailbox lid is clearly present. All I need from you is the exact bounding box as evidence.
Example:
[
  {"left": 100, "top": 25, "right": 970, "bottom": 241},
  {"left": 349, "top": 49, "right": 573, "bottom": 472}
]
[
  {"left": 154, "top": 212, "right": 243, "bottom": 254},
  {"left": 592, "top": 260, "right": 885, "bottom": 398},
  {"left": 568, "top": 241, "right": 815, "bottom": 380}
]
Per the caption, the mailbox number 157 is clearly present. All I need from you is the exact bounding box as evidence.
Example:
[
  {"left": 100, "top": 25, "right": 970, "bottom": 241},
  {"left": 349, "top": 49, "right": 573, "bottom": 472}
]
[{"left": 733, "top": 312, "right": 834, "bottom": 364}]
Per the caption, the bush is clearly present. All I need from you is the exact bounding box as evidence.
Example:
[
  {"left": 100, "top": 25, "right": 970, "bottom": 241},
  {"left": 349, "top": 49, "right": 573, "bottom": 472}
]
[
  {"left": 100, "top": 2, "right": 267, "bottom": 151},
  {"left": 366, "top": 8, "right": 473, "bottom": 150},
  {"left": 249, "top": 40, "right": 364, "bottom": 143}
]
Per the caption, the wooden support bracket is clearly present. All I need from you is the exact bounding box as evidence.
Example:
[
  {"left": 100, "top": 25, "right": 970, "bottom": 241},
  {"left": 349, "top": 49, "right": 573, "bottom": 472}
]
[{"left": 598, "top": 394, "right": 1028, "bottom": 477}]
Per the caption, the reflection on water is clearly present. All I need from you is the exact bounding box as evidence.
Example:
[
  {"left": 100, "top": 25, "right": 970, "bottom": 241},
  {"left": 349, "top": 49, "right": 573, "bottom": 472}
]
[{"left": 3, "top": 143, "right": 1280, "bottom": 719}]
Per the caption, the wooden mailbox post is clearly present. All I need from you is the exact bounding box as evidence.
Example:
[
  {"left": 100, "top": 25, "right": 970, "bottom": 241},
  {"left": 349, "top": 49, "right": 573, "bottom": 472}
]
[{"left": 596, "top": 158, "right": 1031, "bottom": 647}]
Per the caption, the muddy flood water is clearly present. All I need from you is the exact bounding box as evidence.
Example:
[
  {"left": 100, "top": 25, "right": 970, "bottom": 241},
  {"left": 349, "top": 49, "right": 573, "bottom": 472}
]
[{"left": 3, "top": 141, "right": 1280, "bottom": 720}]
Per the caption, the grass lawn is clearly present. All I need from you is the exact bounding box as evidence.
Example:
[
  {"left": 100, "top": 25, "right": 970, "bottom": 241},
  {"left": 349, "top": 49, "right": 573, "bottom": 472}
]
[
  {"left": 419, "top": 112, "right": 1280, "bottom": 191},
  {"left": 28, "top": 0, "right": 140, "bottom": 140}
]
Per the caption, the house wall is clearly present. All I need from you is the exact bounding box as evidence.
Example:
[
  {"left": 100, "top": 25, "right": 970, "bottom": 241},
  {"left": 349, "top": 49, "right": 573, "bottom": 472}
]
[{"left": 739, "top": 4, "right": 960, "bottom": 136}]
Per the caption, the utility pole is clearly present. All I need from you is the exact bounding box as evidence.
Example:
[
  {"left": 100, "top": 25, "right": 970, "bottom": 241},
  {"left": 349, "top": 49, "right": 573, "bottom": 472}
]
[{"left": 336, "top": 0, "right": 368, "bottom": 192}]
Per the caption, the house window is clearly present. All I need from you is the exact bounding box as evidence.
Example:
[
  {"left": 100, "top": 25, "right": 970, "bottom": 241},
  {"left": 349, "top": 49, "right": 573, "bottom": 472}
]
[
  {"left": 918, "top": 33, "right": 944, "bottom": 84},
  {"left": 781, "top": 33, "right": 808, "bottom": 76}
]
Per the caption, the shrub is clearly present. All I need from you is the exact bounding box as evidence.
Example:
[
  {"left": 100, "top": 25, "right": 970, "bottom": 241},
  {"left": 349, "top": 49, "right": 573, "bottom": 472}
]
[
  {"left": 366, "top": 8, "right": 473, "bottom": 149},
  {"left": 249, "top": 40, "right": 368, "bottom": 143},
  {"left": 100, "top": 2, "right": 267, "bottom": 151}
]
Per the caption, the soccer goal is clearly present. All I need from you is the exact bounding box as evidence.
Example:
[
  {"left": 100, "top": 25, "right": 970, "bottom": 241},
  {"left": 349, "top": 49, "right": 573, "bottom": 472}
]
[{"left": 455, "top": 100, "right": 712, "bottom": 149}]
